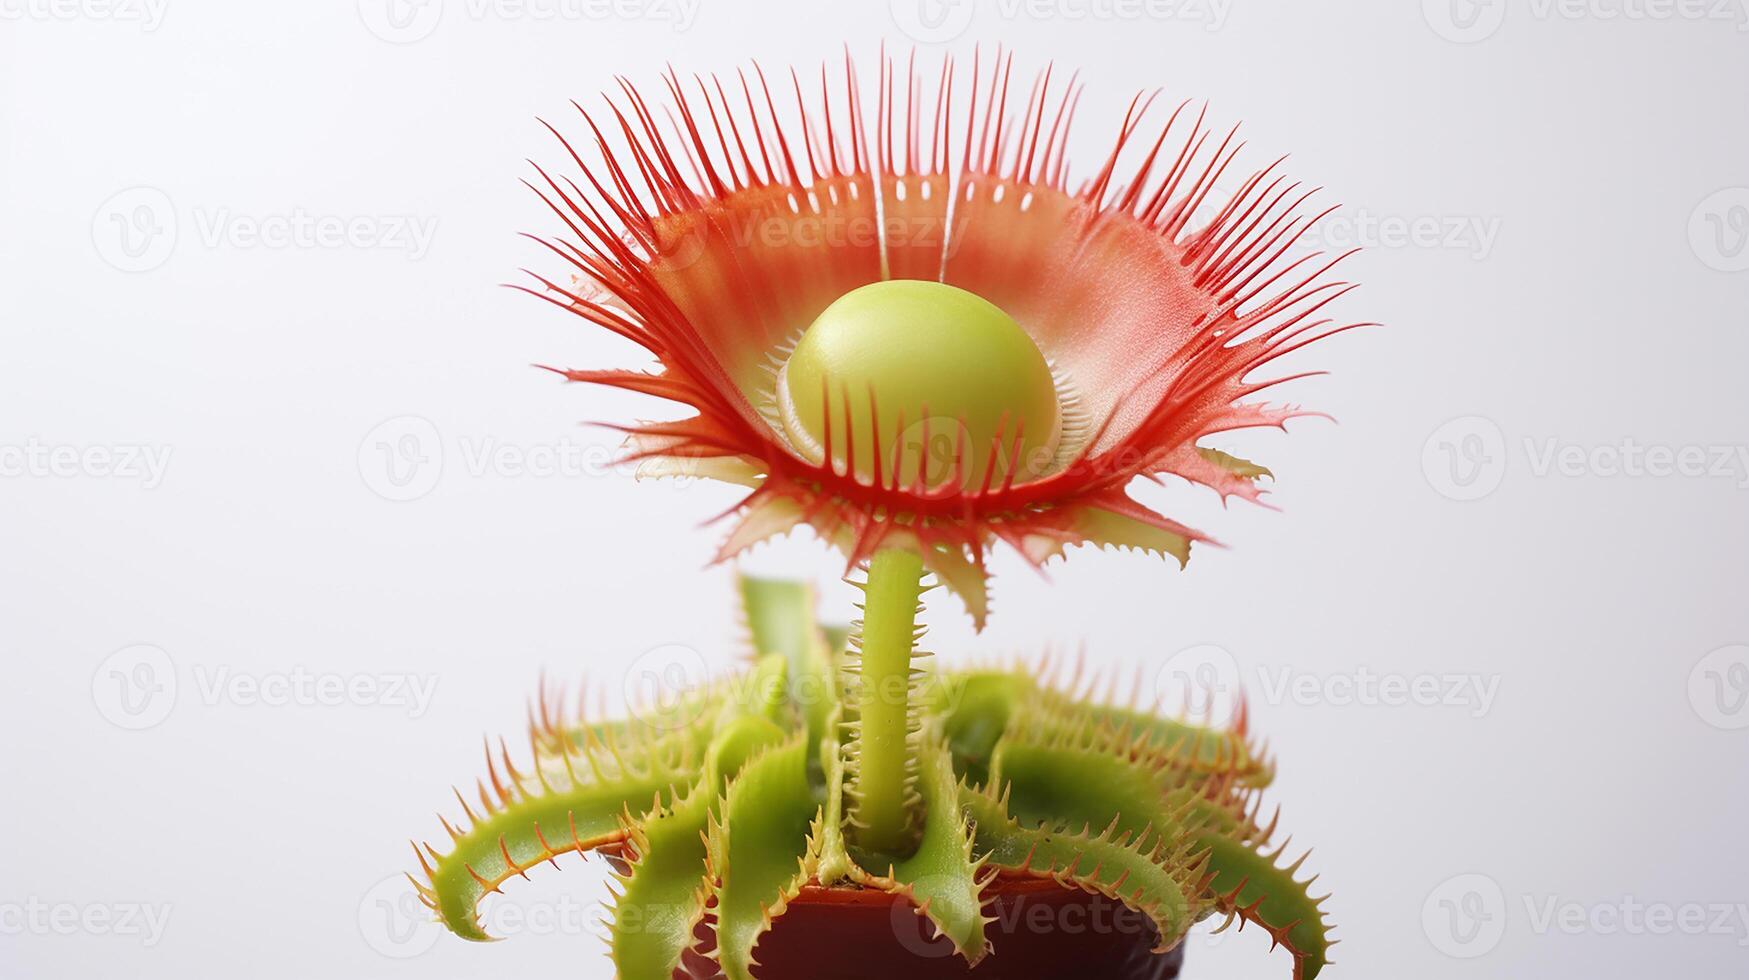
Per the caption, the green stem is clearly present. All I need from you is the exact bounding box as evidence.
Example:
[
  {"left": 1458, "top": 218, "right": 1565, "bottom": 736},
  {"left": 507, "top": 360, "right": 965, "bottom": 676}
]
[{"left": 851, "top": 547, "right": 926, "bottom": 855}]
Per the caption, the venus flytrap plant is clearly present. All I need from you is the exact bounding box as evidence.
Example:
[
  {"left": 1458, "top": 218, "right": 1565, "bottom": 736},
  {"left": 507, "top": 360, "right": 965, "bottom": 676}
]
[{"left": 405, "top": 47, "right": 1365, "bottom": 980}]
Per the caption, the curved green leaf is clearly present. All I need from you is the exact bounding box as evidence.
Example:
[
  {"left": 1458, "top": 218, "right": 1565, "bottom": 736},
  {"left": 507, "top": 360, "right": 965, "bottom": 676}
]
[
  {"left": 707, "top": 736, "right": 819, "bottom": 980},
  {"left": 1199, "top": 833, "right": 1332, "bottom": 980},
  {"left": 609, "top": 789, "right": 712, "bottom": 979},
  {"left": 610, "top": 716, "right": 786, "bottom": 979},
  {"left": 847, "top": 734, "right": 991, "bottom": 963},
  {"left": 418, "top": 747, "right": 696, "bottom": 941},
  {"left": 959, "top": 783, "right": 1201, "bottom": 953}
]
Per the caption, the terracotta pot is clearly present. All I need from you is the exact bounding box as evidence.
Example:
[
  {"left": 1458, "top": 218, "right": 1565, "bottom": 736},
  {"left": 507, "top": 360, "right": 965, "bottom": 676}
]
[{"left": 676, "top": 875, "right": 1185, "bottom": 980}]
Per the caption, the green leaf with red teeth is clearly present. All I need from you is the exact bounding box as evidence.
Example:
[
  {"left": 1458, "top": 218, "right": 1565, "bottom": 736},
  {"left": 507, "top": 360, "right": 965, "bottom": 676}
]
[
  {"left": 1198, "top": 831, "right": 1334, "bottom": 980},
  {"left": 705, "top": 736, "right": 820, "bottom": 980},
  {"left": 609, "top": 714, "right": 786, "bottom": 980},
  {"left": 958, "top": 781, "right": 1204, "bottom": 953},
  {"left": 413, "top": 735, "right": 698, "bottom": 942},
  {"left": 845, "top": 733, "right": 993, "bottom": 964}
]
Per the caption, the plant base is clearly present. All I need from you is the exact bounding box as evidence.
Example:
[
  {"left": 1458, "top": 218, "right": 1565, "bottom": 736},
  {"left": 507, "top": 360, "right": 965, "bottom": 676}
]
[{"left": 676, "top": 877, "right": 1186, "bottom": 980}]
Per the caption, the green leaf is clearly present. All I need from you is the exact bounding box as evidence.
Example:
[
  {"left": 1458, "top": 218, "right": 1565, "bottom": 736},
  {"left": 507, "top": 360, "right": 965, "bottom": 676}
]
[
  {"left": 419, "top": 740, "right": 698, "bottom": 941},
  {"left": 736, "top": 575, "right": 836, "bottom": 767},
  {"left": 609, "top": 789, "right": 712, "bottom": 980},
  {"left": 610, "top": 715, "right": 786, "bottom": 980},
  {"left": 738, "top": 575, "right": 816, "bottom": 669},
  {"left": 1199, "top": 832, "right": 1332, "bottom": 980},
  {"left": 934, "top": 669, "right": 1032, "bottom": 786},
  {"left": 958, "top": 783, "right": 1202, "bottom": 953},
  {"left": 716, "top": 653, "right": 789, "bottom": 728},
  {"left": 935, "top": 667, "right": 1269, "bottom": 789},
  {"left": 989, "top": 731, "right": 1171, "bottom": 840},
  {"left": 1055, "top": 697, "right": 1273, "bottom": 787},
  {"left": 707, "top": 736, "right": 820, "bottom": 980},
  {"left": 847, "top": 734, "right": 991, "bottom": 963}
]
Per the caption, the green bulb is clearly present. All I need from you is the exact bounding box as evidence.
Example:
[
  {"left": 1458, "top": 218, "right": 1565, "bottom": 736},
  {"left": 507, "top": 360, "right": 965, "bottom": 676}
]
[{"left": 778, "top": 280, "right": 1061, "bottom": 490}]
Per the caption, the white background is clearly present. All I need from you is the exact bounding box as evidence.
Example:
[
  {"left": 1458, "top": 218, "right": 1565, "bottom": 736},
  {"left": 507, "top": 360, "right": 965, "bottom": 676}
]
[{"left": 3, "top": 1, "right": 1747, "bottom": 978}]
